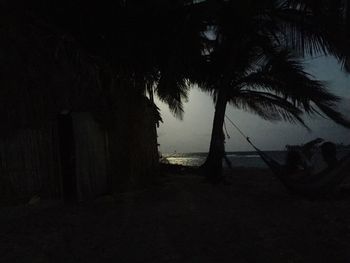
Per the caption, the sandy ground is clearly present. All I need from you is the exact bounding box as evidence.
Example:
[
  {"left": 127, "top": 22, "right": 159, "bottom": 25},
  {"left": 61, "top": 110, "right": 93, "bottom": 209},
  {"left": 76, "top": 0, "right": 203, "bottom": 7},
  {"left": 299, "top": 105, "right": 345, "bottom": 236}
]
[{"left": 1, "top": 168, "right": 350, "bottom": 263}]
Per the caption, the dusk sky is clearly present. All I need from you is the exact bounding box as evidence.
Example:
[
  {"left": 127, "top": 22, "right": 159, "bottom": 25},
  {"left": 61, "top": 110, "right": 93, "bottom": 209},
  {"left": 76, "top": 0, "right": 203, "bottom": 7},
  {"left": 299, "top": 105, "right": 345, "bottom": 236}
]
[{"left": 156, "top": 56, "right": 350, "bottom": 153}]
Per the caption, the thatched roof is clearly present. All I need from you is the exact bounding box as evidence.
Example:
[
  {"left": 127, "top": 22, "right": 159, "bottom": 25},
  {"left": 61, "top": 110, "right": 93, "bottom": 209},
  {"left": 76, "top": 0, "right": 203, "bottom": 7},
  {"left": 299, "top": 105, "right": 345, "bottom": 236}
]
[{"left": 0, "top": 13, "right": 161, "bottom": 137}]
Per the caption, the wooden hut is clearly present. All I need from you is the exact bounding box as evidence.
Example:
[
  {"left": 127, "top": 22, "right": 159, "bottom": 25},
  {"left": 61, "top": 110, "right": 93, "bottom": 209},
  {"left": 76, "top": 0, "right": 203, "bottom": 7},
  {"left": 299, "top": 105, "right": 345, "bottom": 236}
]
[{"left": 0, "top": 12, "right": 160, "bottom": 203}]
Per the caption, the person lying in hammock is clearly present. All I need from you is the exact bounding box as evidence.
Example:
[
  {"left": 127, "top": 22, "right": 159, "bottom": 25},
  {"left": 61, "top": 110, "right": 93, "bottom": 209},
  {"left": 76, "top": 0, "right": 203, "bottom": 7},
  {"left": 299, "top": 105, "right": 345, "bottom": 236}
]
[
  {"left": 285, "top": 138, "right": 338, "bottom": 179},
  {"left": 252, "top": 137, "right": 346, "bottom": 195}
]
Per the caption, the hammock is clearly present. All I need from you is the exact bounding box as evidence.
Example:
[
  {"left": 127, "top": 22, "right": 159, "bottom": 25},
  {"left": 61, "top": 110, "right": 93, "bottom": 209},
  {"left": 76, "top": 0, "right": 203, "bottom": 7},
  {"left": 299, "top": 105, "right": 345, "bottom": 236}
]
[
  {"left": 225, "top": 115, "right": 350, "bottom": 195},
  {"left": 253, "top": 142, "right": 350, "bottom": 195}
]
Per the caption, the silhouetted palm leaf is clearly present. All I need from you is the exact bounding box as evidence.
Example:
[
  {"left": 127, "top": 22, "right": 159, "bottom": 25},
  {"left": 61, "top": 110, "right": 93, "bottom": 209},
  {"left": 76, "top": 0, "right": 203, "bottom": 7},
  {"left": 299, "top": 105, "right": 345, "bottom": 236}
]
[
  {"left": 156, "top": 77, "right": 190, "bottom": 119},
  {"left": 234, "top": 49, "right": 350, "bottom": 127},
  {"left": 229, "top": 91, "right": 307, "bottom": 126}
]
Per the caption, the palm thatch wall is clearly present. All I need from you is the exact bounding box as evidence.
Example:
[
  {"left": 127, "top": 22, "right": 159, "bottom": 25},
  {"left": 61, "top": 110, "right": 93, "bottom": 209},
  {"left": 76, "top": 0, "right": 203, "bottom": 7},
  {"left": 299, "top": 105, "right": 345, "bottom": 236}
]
[
  {"left": 0, "top": 10, "right": 160, "bottom": 202},
  {"left": 0, "top": 123, "right": 61, "bottom": 200}
]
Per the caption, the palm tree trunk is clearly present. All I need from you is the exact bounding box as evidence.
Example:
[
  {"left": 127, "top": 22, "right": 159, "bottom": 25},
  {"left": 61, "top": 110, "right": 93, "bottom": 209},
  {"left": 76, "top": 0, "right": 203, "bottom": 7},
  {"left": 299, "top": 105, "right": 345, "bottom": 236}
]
[{"left": 201, "top": 87, "right": 228, "bottom": 181}]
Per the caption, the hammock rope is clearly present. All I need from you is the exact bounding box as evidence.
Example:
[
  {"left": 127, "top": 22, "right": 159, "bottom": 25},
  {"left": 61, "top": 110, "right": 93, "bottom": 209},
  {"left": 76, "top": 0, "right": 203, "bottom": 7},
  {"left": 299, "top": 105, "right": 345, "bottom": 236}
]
[
  {"left": 224, "top": 114, "right": 283, "bottom": 171},
  {"left": 224, "top": 114, "right": 350, "bottom": 195},
  {"left": 225, "top": 114, "right": 260, "bottom": 151}
]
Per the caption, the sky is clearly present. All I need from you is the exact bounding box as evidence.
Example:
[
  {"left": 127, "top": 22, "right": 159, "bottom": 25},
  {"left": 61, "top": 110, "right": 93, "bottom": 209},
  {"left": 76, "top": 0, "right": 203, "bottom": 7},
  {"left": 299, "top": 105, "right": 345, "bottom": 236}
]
[{"left": 156, "top": 56, "right": 350, "bottom": 153}]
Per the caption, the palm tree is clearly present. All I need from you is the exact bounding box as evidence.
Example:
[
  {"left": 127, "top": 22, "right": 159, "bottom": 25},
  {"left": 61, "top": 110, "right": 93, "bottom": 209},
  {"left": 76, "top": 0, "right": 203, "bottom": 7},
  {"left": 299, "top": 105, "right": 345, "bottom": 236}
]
[
  {"left": 200, "top": 47, "right": 350, "bottom": 180},
  {"left": 197, "top": 0, "right": 350, "bottom": 180},
  {"left": 8, "top": 0, "right": 349, "bottom": 183}
]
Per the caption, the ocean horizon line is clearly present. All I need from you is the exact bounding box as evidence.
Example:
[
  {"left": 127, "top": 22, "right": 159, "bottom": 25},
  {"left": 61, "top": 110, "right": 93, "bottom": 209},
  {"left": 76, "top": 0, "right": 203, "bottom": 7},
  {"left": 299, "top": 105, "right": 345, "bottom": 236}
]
[{"left": 161, "top": 150, "right": 286, "bottom": 156}]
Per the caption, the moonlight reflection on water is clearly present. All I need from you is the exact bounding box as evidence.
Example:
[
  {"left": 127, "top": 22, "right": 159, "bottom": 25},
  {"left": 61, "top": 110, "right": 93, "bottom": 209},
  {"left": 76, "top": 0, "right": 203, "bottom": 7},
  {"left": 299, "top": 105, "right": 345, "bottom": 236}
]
[
  {"left": 163, "top": 149, "right": 350, "bottom": 169},
  {"left": 163, "top": 152, "right": 275, "bottom": 168}
]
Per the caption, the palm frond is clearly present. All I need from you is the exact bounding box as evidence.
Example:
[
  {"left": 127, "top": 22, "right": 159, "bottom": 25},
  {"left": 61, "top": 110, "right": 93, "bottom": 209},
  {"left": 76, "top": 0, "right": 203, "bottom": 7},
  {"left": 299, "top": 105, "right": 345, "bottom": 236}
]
[
  {"left": 313, "top": 101, "right": 350, "bottom": 128},
  {"left": 155, "top": 75, "right": 190, "bottom": 119},
  {"left": 234, "top": 48, "right": 350, "bottom": 128},
  {"left": 273, "top": 0, "right": 350, "bottom": 69},
  {"left": 229, "top": 90, "right": 309, "bottom": 129}
]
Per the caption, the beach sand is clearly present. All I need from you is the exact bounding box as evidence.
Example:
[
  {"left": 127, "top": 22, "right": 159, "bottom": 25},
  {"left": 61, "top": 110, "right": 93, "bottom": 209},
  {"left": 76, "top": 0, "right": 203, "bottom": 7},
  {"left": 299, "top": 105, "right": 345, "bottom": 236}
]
[{"left": 1, "top": 168, "right": 350, "bottom": 262}]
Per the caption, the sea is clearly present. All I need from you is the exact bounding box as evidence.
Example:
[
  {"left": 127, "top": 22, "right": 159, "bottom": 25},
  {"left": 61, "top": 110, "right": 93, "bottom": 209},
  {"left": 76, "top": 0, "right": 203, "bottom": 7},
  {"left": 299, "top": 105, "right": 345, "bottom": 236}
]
[
  {"left": 162, "top": 151, "right": 286, "bottom": 169},
  {"left": 162, "top": 149, "right": 350, "bottom": 169}
]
